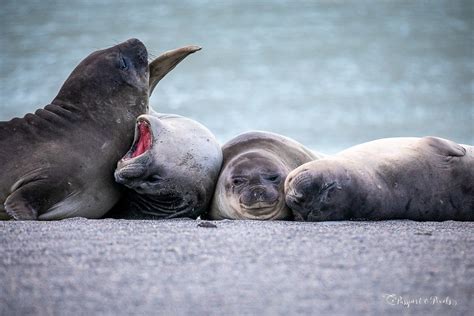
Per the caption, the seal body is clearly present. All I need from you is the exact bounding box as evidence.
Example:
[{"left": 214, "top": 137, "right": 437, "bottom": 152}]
[
  {"left": 113, "top": 111, "right": 223, "bottom": 219},
  {"left": 285, "top": 137, "right": 474, "bottom": 221},
  {"left": 0, "top": 39, "right": 151, "bottom": 220},
  {"left": 206, "top": 131, "right": 324, "bottom": 220}
]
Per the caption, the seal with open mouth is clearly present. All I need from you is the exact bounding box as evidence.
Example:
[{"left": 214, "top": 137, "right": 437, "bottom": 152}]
[{"left": 113, "top": 111, "right": 222, "bottom": 219}]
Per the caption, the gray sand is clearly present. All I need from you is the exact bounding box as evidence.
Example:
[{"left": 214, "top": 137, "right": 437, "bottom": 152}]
[{"left": 1, "top": 219, "right": 472, "bottom": 315}]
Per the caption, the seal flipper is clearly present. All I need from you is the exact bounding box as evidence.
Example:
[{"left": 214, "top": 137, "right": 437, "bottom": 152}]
[
  {"left": 4, "top": 180, "right": 66, "bottom": 220},
  {"left": 149, "top": 45, "right": 201, "bottom": 95},
  {"left": 421, "top": 136, "right": 466, "bottom": 157}
]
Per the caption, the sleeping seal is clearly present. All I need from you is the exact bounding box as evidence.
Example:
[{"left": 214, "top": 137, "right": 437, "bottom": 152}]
[
  {"left": 205, "top": 131, "right": 324, "bottom": 220},
  {"left": 285, "top": 137, "right": 474, "bottom": 221},
  {"left": 0, "top": 39, "right": 196, "bottom": 220}
]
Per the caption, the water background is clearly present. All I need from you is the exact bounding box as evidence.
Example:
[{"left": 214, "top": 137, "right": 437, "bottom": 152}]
[{"left": 1, "top": 0, "right": 472, "bottom": 153}]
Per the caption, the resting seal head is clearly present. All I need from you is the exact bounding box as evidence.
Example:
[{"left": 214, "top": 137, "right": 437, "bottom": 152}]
[
  {"left": 114, "top": 112, "right": 222, "bottom": 219},
  {"left": 285, "top": 160, "right": 353, "bottom": 221},
  {"left": 0, "top": 38, "right": 150, "bottom": 220},
  {"left": 286, "top": 137, "right": 474, "bottom": 221},
  {"left": 206, "top": 131, "right": 323, "bottom": 220}
]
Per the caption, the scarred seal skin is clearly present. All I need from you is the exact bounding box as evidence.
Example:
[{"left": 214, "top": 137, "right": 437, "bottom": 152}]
[
  {"left": 285, "top": 137, "right": 474, "bottom": 221},
  {"left": 205, "top": 131, "right": 324, "bottom": 220},
  {"left": 0, "top": 39, "right": 190, "bottom": 220}
]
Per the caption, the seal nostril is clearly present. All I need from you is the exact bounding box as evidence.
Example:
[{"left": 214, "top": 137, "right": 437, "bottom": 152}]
[
  {"left": 127, "top": 38, "right": 142, "bottom": 47},
  {"left": 252, "top": 187, "right": 266, "bottom": 200}
]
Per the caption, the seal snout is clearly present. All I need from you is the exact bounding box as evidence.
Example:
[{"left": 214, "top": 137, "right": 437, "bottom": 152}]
[
  {"left": 239, "top": 185, "right": 279, "bottom": 210},
  {"left": 125, "top": 38, "right": 146, "bottom": 53},
  {"left": 125, "top": 38, "right": 144, "bottom": 47},
  {"left": 114, "top": 164, "right": 147, "bottom": 184},
  {"left": 120, "top": 38, "right": 148, "bottom": 67},
  {"left": 285, "top": 172, "right": 312, "bottom": 218},
  {"left": 286, "top": 189, "right": 305, "bottom": 206},
  {"left": 252, "top": 187, "right": 267, "bottom": 201}
]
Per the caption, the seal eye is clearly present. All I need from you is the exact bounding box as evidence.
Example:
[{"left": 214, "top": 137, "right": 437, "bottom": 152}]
[
  {"left": 232, "top": 178, "right": 246, "bottom": 186},
  {"left": 119, "top": 56, "right": 129, "bottom": 71},
  {"left": 265, "top": 175, "right": 280, "bottom": 182}
]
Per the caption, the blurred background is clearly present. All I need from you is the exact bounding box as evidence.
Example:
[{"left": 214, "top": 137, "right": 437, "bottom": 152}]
[{"left": 1, "top": 0, "right": 472, "bottom": 153}]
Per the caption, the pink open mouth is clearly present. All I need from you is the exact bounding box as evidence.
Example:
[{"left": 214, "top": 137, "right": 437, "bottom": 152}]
[{"left": 124, "top": 120, "right": 152, "bottom": 160}]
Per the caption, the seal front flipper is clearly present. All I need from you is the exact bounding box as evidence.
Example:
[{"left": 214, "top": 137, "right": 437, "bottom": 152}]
[{"left": 4, "top": 178, "right": 66, "bottom": 220}]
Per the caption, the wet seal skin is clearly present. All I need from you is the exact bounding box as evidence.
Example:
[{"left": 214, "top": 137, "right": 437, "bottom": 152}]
[
  {"left": 0, "top": 39, "right": 150, "bottom": 220},
  {"left": 205, "top": 131, "right": 325, "bottom": 220},
  {"left": 285, "top": 137, "right": 474, "bottom": 221},
  {"left": 110, "top": 46, "right": 223, "bottom": 220}
]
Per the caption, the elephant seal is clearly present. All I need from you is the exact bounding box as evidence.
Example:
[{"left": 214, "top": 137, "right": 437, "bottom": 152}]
[
  {"left": 285, "top": 137, "right": 474, "bottom": 221},
  {"left": 205, "top": 131, "right": 324, "bottom": 220},
  {"left": 113, "top": 110, "right": 223, "bottom": 219},
  {"left": 0, "top": 39, "right": 197, "bottom": 220}
]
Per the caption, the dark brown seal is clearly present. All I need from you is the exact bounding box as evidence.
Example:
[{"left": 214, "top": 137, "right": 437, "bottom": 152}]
[
  {"left": 285, "top": 137, "right": 474, "bottom": 221},
  {"left": 0, "top": 39, "right": 188, "bottom": 220}
]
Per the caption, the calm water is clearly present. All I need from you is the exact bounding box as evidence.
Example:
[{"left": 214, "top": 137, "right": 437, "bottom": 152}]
[{"left": 1, "top": 0, "right": 473, "bottom": 153}]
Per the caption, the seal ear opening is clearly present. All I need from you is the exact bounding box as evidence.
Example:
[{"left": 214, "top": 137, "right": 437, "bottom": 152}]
[{"left": 148, "top": 45, "right": 202, "bottom": 95}]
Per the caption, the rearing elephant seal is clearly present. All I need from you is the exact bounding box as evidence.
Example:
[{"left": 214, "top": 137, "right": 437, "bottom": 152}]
[
  {"left": 0, "top": 39, "right": 197, "bottom": 220},
  {"left": 113, "top": 110, "right": 223, "bottom": 219},
  {"left": 285, "top": 137, "right": 474, "bottom": 221},
  {"left": 205, "top": 131, "right": 324, "bottom": 220}
]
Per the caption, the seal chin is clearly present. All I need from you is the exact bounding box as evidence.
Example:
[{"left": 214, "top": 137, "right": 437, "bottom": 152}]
[
  {"left": 237, "top": 200, "right": 283, "bottom": 220},
  {"left": 307, "top": 211, "right": 324, "bottom": 221},
  {"left": 240, "top": 200, "right": 279, "bottom": 212},
  {"left": 130, "top": 190, "right": 197, "bottom": 219},
  {"left": 122, "top": 117, "right": 153, "bottom": 161}
]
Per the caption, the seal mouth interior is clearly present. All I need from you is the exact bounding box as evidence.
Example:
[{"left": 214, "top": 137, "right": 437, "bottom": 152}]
[{"left": 124, "top": 119, "right": 153, "bottom": 160}]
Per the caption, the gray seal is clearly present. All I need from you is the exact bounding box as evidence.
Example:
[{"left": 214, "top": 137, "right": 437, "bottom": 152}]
[
  {"left": 206, "top": 131, "right": 324, "bottom": 220},
  {"left": 285, "top": 137, "right": 474, "bottom": 221},
  {"left": 113, "top": 110, "right": 223, "bottom": 219},
  {"left": 0, "top": 39, "right": 193, "bottom": 220}
]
